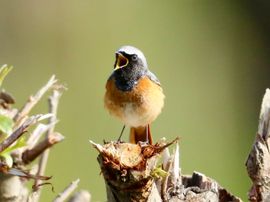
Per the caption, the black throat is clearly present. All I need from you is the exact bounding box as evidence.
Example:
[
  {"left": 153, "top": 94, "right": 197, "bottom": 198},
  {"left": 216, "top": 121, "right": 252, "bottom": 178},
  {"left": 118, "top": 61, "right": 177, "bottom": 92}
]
[{"left": 113, "top": 65, "right": 146, "bottom": 91}]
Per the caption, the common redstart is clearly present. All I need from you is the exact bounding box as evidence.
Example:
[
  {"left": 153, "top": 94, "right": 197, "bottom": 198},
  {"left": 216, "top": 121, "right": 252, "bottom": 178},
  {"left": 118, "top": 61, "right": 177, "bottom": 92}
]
[{"left": 104, "top": 46, "right": 165, "bottom": 144}]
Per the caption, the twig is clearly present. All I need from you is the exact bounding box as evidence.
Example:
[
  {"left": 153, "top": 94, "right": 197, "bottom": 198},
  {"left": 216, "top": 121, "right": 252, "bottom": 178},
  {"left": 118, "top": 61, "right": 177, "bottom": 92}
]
[
  {"left": 22, "top": 132, "right": 64, "bottom": 164},
  {"left": 68, "top": 190, "right": 91, "bottom": 202},
  {"left": 26, "top": 121, "right": 58, "bottom": 150},
  {"left": 0, "top": 114, "right": 50, "bottom": 153},
  {"left": 53, "top": 179, "right": 80, "bottom": 202},
  {"left": 13, "top": 75, "right": 57, "bottom": 125},
  {"left": 0, "top": 124, "right": 27, "bottom": 154},
  {"left": 32, "top": 90, "right": 62, "bottom": 201}
]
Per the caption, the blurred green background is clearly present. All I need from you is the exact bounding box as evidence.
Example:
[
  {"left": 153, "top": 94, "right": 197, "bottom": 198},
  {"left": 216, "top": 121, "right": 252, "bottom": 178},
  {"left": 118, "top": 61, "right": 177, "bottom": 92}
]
[{"left": 1, "top": 1, "right": 270, "bottom": 201}]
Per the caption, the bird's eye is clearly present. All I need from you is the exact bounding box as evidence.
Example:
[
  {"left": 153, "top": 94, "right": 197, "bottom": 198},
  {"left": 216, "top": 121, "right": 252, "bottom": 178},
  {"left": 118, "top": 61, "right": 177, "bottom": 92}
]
[{"left": 131, "top": 55, "right": 138, "bottom": 61}]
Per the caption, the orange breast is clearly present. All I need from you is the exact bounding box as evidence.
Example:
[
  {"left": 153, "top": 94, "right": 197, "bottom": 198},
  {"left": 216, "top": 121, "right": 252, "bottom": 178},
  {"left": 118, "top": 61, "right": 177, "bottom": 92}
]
[{"left": 104, "top": 76, "right": 164, "bottom": 127}]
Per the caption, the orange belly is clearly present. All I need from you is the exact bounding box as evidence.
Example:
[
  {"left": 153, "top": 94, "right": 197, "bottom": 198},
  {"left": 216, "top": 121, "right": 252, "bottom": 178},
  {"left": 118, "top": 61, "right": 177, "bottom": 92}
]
[{"left": 104, "top": 76, "right": 164, "bottom": 127}]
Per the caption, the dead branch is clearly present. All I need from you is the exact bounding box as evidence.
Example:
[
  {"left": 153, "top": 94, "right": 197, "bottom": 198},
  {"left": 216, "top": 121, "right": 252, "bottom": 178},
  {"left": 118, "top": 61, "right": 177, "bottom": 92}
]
[
  {"left": 26, "top": 121, "right": 58, "bottom": 150},
  {"left": 13, "top": 75, "right": 57, "bottom": 125},
  {"left": 22, "top": 132, "right": 64, "bottom": 164},
  {"left": 0, "top": 114, "right": 51, "bottom": 153},
  {"left": 0, "top": 72, "right": 67, "bottom": 202},
  {"left": 53, "top": 179, "right": 80, "bottom": 202},
  {"left": 68, "top": 190, "right": 91, "bottom": 202},
  {"left": 32, "top": 89, "right": 62, "bottom": 202}
]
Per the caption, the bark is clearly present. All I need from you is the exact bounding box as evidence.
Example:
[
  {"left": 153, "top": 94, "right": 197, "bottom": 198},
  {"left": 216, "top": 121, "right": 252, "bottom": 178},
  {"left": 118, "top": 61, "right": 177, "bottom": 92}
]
[
  {"left": 53, "top": 179, "right": 80, "bottom": 202},
  {"left": 246, "top": 89, "right": 270, "bottom": 201},
  {"left": 0, "top": 174, "right": 28, "bottom": 202}
]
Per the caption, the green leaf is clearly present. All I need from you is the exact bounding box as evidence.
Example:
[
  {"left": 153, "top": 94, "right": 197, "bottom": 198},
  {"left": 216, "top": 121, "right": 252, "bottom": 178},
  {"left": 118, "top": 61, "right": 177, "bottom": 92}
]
[
  {"left": 0, "top": 65, "right": 13, "bottom": 87},
  {"left": 0, "top": 114, "right": 14, "bottom": 135},
  {"left": 1, "top": 153, "right": 13, "bottom": 168},
  {"left": 151, "top": 166, "right": 168, "bottom": 179},
  {"left": 0, "top": 133, "right": 7, "bottom": 143},
  {"left": 14, "top": 135, "right": 27, "bottom": 149},
  {"left": 0, "top": 136, "right": 27, "bottom": 155}
]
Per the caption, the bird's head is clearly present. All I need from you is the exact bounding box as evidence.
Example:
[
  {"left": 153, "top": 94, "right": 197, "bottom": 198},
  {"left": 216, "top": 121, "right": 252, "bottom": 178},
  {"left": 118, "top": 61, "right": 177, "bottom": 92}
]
[{"left": 114, "top": 46, "right": 148, "bottom": 71}]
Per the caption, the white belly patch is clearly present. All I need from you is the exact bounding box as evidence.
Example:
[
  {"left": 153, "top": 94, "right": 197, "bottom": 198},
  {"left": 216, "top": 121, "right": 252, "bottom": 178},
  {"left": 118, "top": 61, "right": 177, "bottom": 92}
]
[
  {"left": 121, "top": 101, "right": 160, "bottom": 128},
  {"left": 122, "top": 103, "right": 145, "bottom": 127}
]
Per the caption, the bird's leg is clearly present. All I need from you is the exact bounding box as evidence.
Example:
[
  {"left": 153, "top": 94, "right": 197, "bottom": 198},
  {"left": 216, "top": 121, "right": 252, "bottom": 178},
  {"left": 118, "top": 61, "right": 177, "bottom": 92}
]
[
  {"left": 146, "top": 125, "right": 149, "bottom": 143},
  {"left": 117, "top": 125, "right": 126, "bottom": 142},
  {"left": 147, "top": 124, "right": 153, "bottom": 145},
  {"left": 137, "top": 125, "right": 153, "bottom": 147}
]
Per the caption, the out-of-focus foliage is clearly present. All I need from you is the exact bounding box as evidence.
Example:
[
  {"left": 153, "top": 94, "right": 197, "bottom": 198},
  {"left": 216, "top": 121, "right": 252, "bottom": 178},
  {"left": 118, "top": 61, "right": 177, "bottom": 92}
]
[
  {"left": 0, "top": 65, "right": 14, "bottom": 137},
  {"left": 0, "top": 1, "right": 270, "bottom": 201},
  {"left": 0, "top": 65, "right": 13, "bottom": 87},
  {"left": 0, "top": 114, "right": 13, "bottom": 136},
  {"left": 0, "top": 65, "right": 26, "bottom": 169}
]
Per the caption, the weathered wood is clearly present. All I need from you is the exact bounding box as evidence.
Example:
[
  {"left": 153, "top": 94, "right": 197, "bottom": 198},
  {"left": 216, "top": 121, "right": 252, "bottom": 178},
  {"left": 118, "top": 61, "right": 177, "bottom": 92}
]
[
  {"left": 91, "top": 139, "right": 242, "bottom": 202},
  {"left": 68, "top": 190, "right": 91, "bottom": 202},
  {"left": 246, "top": 88, "right": 270, "bottom": 202}
]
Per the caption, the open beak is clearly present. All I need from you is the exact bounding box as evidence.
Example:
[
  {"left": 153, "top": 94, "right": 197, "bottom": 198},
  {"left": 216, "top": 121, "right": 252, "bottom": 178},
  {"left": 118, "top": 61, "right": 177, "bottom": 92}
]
[{"left": 114, "top": 53, "right": 129, "bottom": 70}]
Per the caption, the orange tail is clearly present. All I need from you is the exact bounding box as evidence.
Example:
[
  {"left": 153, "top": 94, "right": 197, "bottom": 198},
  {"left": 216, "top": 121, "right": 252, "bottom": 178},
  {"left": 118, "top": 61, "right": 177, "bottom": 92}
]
[{"left": 129, "top": 124, "right": 153, "bottom": 145}]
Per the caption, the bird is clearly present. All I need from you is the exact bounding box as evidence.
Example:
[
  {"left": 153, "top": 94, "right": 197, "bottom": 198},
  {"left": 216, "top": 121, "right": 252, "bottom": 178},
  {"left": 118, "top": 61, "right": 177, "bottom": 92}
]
[{"left": 104, "top": 45, "right": 165, "bottom": 145}]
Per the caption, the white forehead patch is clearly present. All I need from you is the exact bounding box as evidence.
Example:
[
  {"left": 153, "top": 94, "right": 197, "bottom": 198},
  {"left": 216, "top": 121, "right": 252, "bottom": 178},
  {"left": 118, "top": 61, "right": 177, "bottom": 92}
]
[{"left": 116, "top": 45, "right": 148, "bottom": 68}]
